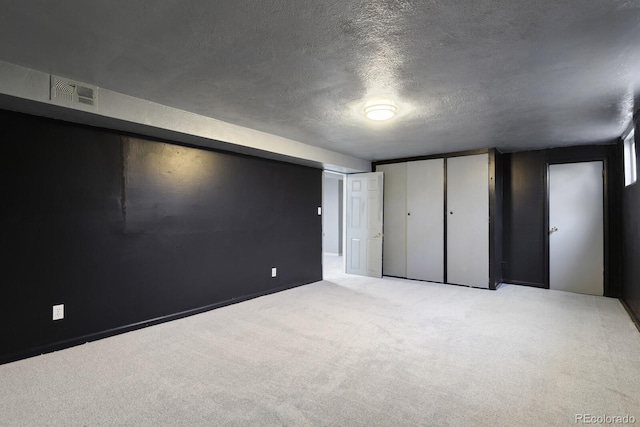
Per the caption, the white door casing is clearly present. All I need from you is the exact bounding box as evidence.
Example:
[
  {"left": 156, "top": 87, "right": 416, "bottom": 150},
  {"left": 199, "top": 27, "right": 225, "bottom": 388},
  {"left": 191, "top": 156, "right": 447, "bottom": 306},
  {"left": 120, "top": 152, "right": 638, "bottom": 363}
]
[
  {"left": 346, "top": 172, "right": 384, "bottom": 277},
  {"left": 446, "top": 154, "right": 489, "bottom": 288},
  {"left": 321, "top": 173, "right": 342, "bottom": 255},
  {"left": 549, "top": 161, "right": 604, "bottom": 296}
]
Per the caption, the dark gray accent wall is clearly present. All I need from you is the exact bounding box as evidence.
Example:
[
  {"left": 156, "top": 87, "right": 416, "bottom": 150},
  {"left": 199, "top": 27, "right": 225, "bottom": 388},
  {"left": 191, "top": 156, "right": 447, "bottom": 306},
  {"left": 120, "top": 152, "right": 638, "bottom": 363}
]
[
  {"left": 502, "top": 150, "right": 547, "bottom": 287},
  {"left": 621, "top": 120, "right": 640, "bottom": 325},
  {"left": 489, "top": 149, "right": 504, "bottom": 289},
  {"left": 502, "top": 145, "right": 622, "bottom": 297},
  {"left": 0, "top": 110, "right": 322, "bottom": 364}
]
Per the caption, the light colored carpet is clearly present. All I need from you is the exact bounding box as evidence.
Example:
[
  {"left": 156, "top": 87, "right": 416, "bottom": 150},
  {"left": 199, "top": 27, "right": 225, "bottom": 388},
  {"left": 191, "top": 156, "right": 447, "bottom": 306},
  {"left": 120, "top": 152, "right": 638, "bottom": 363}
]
[{"left": 1, "top": 254, "right": 639, "bottom": 426}]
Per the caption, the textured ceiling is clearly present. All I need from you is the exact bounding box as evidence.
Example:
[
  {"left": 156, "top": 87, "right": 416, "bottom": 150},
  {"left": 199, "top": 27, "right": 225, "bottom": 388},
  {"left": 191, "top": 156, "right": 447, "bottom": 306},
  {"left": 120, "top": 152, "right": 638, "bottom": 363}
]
[{"left": 0, "top": 1, "right": 639, "bottom": 161}]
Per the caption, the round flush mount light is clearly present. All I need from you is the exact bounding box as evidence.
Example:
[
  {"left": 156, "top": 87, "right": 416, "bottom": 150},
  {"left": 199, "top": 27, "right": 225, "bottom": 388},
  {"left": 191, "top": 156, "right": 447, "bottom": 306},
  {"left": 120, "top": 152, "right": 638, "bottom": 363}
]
[{"left": 363, "top": 101, "right": 398, "bottom": 121}]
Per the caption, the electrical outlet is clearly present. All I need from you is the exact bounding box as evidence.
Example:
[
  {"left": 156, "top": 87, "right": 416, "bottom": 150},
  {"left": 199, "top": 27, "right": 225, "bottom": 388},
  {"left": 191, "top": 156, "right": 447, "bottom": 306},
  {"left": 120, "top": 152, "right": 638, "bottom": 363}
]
[
  {"left": 271, "top": 267, "right": 277, "bottom": 278},
  {"left": 53, "top": 304, "right": 64, "bottom": 321}
]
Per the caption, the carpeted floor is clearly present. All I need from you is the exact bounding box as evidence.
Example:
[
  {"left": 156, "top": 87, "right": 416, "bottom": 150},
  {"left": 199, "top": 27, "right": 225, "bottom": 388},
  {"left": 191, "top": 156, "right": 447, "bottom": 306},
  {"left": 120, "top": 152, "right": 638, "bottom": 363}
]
[{"left": 1, "top": 254, "right": 638, "bottom": 426}]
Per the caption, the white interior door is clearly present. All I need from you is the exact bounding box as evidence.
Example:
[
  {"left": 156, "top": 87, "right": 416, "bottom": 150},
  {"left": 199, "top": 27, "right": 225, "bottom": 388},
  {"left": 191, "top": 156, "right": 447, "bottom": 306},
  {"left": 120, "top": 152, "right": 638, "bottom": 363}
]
[
  {"left": 549, "top": 162, "right": 604, "bottom": 295},
  {"left": 407, "top": 159, "right": 444, "bottom": 282},
  {"left": 447, "top": 154, "right": 489, "bottom": 288},
  {"left": 376, "top": 163, "right": 407, "bottom": 277},
  {"left": 346, "top": 172, "right": 384, "bottom": 277}
]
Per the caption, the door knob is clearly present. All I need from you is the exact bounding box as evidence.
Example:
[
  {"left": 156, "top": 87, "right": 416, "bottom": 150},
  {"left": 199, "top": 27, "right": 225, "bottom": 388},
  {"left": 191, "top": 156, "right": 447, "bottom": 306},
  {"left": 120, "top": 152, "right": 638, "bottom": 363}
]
[
  {"left": 549, "top": 226, "right": 558, "bottom": 234},
  {"left": 373, "top": 232, "right": 383, "bottom": 238}
]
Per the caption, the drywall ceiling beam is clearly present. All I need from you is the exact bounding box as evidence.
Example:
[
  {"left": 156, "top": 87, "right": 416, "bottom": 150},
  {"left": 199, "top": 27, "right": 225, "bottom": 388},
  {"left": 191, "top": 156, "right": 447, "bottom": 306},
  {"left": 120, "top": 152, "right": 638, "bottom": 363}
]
[{"left": 0, "top": 61, "right": 370, "bottom": 173}]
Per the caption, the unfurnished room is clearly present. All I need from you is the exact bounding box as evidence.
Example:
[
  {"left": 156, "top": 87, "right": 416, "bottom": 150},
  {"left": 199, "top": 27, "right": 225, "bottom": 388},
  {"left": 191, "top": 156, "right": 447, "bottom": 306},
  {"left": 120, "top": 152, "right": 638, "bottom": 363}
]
[{"left": 1, "top": 1, "right": 640, "bottom": 426}]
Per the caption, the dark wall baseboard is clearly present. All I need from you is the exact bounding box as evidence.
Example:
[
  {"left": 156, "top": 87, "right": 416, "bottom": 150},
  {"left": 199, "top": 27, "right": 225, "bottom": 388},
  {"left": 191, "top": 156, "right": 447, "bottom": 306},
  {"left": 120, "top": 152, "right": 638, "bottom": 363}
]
[
  {"left": 503, "top": 280, "right": 547, "bottom": 289},
  {"left": 0, "top": 279, "right": 315, "bottom": 366},
  {"left": 620, "top": 298, "right": 640, "bottom": 333}
]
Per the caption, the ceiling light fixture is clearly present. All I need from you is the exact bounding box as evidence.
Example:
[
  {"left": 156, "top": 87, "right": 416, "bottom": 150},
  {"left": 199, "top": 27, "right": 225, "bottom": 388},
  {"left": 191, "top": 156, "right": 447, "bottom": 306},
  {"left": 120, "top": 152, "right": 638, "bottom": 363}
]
[{"left": 363, "top": 101, "right": 398, "bottom": 121}]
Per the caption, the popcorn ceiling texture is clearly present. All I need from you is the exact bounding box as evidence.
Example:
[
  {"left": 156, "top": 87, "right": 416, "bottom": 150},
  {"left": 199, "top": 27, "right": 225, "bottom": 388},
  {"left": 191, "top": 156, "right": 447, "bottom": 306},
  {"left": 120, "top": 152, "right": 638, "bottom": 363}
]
[{"left": 0, "top": 1, "right": 639, "bottom": 160}]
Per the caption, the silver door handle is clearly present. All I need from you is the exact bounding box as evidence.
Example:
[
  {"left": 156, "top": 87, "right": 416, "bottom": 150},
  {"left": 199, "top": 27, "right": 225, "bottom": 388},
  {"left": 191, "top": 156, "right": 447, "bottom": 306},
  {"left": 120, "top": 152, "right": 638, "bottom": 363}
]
[
  {"left": 549, "top": 226, "right": 558, "bottom": 234},
  {"left": 373, "top": 232, "right": 383, "bottom": 238}
]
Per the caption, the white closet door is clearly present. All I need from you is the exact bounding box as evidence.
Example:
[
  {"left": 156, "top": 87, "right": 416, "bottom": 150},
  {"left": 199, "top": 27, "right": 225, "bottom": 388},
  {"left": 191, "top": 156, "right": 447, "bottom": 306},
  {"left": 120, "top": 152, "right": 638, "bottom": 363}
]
[
  {"left": 407, "top": 159, "right": 444, "bottom": 282},
  {"left": 447, "top": 154, "right": 489, "bottom": 288},
  {"left": 377, "top": 163, "right": 407, "bottom": 277}
]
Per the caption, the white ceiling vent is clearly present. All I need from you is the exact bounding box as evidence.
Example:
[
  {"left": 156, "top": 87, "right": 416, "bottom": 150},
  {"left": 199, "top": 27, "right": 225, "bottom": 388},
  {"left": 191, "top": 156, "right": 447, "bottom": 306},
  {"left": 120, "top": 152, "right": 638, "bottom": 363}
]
[{"left": 50, "top": 75, "right": 98, "bottom": 110}]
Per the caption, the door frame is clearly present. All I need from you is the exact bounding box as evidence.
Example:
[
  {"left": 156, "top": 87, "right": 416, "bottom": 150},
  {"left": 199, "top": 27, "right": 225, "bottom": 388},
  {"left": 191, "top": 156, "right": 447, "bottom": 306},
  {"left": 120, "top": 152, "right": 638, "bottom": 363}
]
[
  {"left": 544, "top": 157, "right": 609, "bottom": 294},
  {"left": 321, "top": 171, "right": 346, "bottom": 273}
]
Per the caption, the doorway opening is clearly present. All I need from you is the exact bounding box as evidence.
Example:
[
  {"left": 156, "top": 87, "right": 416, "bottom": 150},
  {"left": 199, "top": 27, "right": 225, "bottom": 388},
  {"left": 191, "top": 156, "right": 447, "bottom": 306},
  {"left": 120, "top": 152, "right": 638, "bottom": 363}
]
[{"left": 322, "top": 171, "right": 345, "bottom": 279}]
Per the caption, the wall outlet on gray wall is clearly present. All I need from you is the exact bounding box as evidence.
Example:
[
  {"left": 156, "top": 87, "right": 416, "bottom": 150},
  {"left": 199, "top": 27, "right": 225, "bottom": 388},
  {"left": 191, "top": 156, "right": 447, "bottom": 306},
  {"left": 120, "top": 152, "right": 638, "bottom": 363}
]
[{"left": 52, "top": 304, "right": 64, "bottom": 321}]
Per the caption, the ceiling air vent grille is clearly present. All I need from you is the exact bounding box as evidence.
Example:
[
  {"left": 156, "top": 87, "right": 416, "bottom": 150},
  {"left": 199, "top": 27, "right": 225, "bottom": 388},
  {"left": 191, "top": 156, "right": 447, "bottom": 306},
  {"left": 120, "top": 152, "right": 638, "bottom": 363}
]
[{"left": 50, "top": 76, "right": 98, "bottom": 110}]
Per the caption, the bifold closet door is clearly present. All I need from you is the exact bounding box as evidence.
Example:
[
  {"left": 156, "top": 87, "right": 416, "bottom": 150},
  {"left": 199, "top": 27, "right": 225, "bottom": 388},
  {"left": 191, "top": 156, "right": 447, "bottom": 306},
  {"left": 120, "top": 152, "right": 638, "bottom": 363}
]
[
  {"left": 447, "top": 154, "right": 489, "bottom": 288},
  {"left": 407, "top": 159, "right": 444, "bottom": 282},
  {"left": 377, "top": 163, "right": 407, "bottom": 277}
]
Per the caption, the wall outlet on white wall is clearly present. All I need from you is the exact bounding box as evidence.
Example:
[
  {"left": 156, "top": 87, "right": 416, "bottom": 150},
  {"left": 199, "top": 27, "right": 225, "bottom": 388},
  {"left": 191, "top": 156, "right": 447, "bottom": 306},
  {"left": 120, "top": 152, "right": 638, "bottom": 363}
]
[
  {"left": 271, "top": 267, "right": 277, "bottom": 278},
  {"left": 53, "top": 304, "right": 64, "bottom": 321}
]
